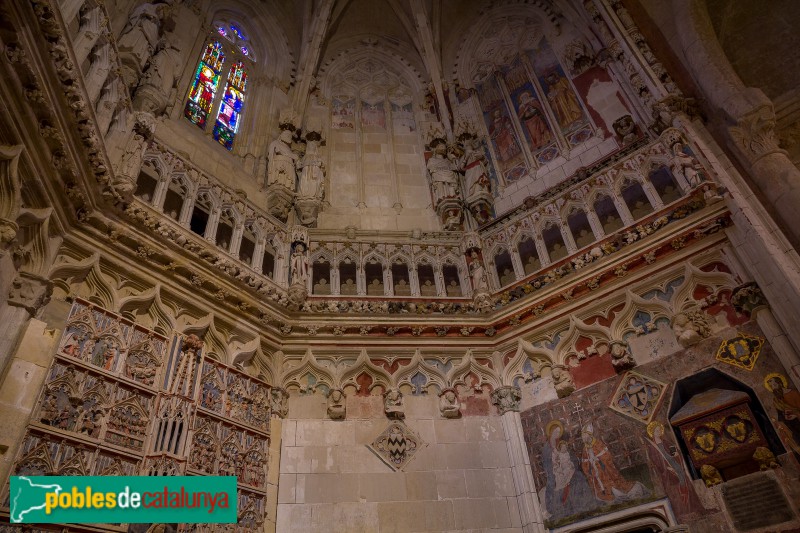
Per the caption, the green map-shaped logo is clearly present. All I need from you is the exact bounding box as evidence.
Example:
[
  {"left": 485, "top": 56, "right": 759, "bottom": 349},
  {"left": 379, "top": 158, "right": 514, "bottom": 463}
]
[{"left": 10, "top": 476, "right": 63, "bottom": 523}]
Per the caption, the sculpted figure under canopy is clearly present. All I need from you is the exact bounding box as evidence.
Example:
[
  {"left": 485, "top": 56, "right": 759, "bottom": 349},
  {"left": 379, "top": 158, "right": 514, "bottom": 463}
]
[{"left": 267, "top": 129, "right": 299, "bottom": 190}]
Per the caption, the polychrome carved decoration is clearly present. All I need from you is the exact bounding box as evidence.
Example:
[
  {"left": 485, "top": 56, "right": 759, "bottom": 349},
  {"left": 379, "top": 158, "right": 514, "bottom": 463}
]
[
  {"left": 715, "top": 332, "right": 765, "bottom": 371},
  {"left": 368, "top": 421, "right": 424, "bottom": 471},
  {"left": 609, "top": 371, "right": 666, "bottom": 424}
]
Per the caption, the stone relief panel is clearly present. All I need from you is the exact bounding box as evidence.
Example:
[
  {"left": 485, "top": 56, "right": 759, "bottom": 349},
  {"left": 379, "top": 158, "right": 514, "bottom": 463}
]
[{"left": 2, "top": 298, "right": 272, "bottom": 532}]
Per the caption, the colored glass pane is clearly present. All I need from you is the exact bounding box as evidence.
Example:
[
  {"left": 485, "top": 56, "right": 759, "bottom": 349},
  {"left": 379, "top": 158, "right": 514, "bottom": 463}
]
[
  {"left": 217, "top": 26, "right": 227, "bottom": 38},
  {"left": 212, "top": 62, "right": 247, "bottom": 150},
  {"left": 231, "top": 25, "right": 245, "bottom": 40},
  {"left": 184, "top": 42, "right": 225, "bottom": 129}
]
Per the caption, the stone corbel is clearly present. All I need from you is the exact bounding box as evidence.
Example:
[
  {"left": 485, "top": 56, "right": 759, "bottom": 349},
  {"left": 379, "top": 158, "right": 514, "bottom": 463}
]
[
  {"left": 7, "top": 271, "right": 53, "bottom": 316},
  {"left": 491, "top": 385, "right": 522, "bottom": 415},
  {"left": 731, "top": 282, "right": 768, "bottom": 316}
]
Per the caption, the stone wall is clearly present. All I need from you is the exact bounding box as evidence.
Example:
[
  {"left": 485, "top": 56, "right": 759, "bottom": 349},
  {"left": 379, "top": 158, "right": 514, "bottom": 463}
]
[{"left": 277, "top": 394, "right": 523, "bottom": 532}]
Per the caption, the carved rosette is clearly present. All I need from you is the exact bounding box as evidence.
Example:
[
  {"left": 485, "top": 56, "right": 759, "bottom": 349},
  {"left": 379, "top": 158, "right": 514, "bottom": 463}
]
[
  {"left": 731, "top": 282, "right": 768, "bottom": 316},
  {"left": 491, "top": 385, "right": 522, "bottom": 415}
]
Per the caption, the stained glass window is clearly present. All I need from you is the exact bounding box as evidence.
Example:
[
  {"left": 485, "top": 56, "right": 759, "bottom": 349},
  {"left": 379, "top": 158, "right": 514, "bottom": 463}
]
[
  {"left": 231, "top": 25, "right": 245, "bottom": 40},
  {"left": 212, "top": 61, "right": 247, "bottom": 150},
  {"left": 184, "top": 42, "right": 225, "bottom": 130}
]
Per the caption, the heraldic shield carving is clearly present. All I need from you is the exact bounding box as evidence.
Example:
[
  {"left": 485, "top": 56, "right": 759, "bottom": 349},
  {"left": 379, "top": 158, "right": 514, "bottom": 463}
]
[
  {"left": 609, "top": 371, "right": 667, "bottom": 424},
  {"left": 368, "top": 421, "right": 425, "bottom": 471}
]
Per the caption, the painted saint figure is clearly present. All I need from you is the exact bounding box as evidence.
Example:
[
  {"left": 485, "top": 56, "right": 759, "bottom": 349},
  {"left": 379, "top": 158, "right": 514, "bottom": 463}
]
[
  {"left": 580, "top": 422, "right": 649, "bottom": 502},
  {"left": 765, "top": 373, "right": 800, "bottom": 460},
  {"left": 643, "top": 421, "right": 705, "bottom": 518},
  {"left": 517, "top": 91, "right": 551, "bottom": 150},
  {"left": 545, "top": 72, "right": 583, "bottom": 129},
  {"left": 541, "top": 420, "right": 595, "bottom": 522},
  {"left": 489, "top": 109, "right": 519, "bottom": 161}
]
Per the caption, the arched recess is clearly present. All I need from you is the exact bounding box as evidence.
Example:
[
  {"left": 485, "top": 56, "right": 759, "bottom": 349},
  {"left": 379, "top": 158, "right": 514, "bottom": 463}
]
[
  {"left": 338, "top": 350, "right": 393, "bottom": 394},
  {"left": 282, "top": 349, "right": 336, "bottom": 394},
  {"left": 317, "top": 44, "right": 429, "bottom": 213},
  {"left": 118, "top": 285, "right": 176, "bottom": 336}
]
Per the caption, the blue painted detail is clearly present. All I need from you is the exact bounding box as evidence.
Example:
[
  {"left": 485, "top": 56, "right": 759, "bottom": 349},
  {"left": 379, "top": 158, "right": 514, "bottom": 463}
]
[{"left": 411, "top": 372, "right": 428, "bottom": 395}]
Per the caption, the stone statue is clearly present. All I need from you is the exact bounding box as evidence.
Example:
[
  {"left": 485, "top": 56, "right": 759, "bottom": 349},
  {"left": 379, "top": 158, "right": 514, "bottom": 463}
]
[
  {"left": 297, "top": 138, "right": 324, "bottom": 200},
  {"left": 290, "top": 243, "right": 309, "bottom": 287},
  {"left": 327, "top": 389, "right": 346, "bottom": 420},
  {"left": 461, "top": 137, "right": 491, "bottom": 199},
  {"left": 439, "top": 389, "right": 461, "bottom": 418},
  {"left": 267, "top": 129, "right": 299, "bottom": 190},
  {"left": 117, "top": 1, "right": 173, "bottom": 87},
  {"left": 468, "top": 251, "right": 488, "bottom": 293},
  {"left": 670, "top": 142, "right": 703, "bottom": 188},
  {"left": 133, "top": 33, "right": 182, "bottom": 116},
  {"left": 426, "top": 139, "right": 461, "bottom": 207},
  {"left": 384, "top": 388, "right": 404, "bottom": 419}
]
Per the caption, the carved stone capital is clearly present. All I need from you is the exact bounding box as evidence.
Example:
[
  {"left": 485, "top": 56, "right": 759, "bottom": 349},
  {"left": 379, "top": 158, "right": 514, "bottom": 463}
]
[
  {"left": 731, "top": 282, "right": 768, "bottom": 315},
  {"left": 7, "top": 271, "right": 53, "bottom": 316},
  {"left": 729, "top": 105, "right": 784, "bottom": 162},
  {"left": 491, "top": 385, "right": 522, "bottom": 414}
]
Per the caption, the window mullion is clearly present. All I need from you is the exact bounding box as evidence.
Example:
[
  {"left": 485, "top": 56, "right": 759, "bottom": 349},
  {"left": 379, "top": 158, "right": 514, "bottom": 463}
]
[
  {"left": 520, "top": 54, "right": 571, "bottom": 159},
  {"left": 495, "top": 72, "right": 538, "bottom": 172}
]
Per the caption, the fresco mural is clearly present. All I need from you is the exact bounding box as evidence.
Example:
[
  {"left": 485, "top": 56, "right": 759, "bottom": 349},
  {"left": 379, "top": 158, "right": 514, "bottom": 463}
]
[
  {"left": 331, "top": 96, "right": 355, "bottom": 129},
  {"left": 476, "top": 76, "right": 527, "bottom": 183},
  {"left": 521, "top": 320, "right": 794, "bottom": 529},
  {"left": 504, "top": 57, "right": 557, "bottom": 161}
]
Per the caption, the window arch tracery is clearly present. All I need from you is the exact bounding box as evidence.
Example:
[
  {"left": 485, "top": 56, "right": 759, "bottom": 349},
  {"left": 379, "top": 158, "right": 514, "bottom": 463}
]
[{"left": 184, "top": 21, "right": 255, "bottom": 150}]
